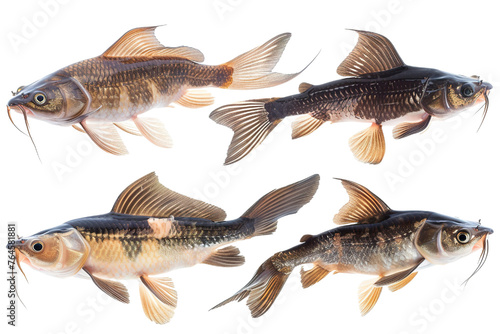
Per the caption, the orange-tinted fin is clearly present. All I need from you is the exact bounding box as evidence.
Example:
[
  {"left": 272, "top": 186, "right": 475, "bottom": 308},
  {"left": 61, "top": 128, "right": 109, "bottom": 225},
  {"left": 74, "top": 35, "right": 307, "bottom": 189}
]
[
  {"left": 348, "top": 123, "right": 385, "bottom": 164},
  {"left": 114, "top": 121, "right": 141, "bottom": 136},
  {"left": 139, "top": 276, "right": 177, "bottom": 324},
  {"left": 300, "top": 265, "right": 332, "bottom": 288},
  {"left": 112, "top": 172, "right": 227, "bottom": 221},
  {"left": 175, "top": 89, "right": 214, "bottom": 108},
  {"left": 389, "top": 272, "right": 418, "bottom": 292},
  {"left": 358, "top": 279, "right": 382, "bottom": 316},
  {"left": 242, "top": 174, "right": 320, "bottom": 237},
  {"left": 209, "top": 99, "right": 281, "bottom": 165},
  {"left": 132, "top": 117, "right": 172, "bottom": 148},
  {"left": 202, "top": 245, "right": 245, "bottom": 267},
  {"left": 300, "top": 234, "right": 313, "bottom": 242},
  {"left": 72, "top": 124, "right": 85, "bottom": 133},
  {"left": 393, "top": 114, "right": 432, "bottom": 139},
  {"left": 374, "top": 258, "right": 424, "bottom": 287},
  {"left": 291, "top": 114, "right": 325, "bottom": 139},
  {"left": 224, "top": 33, "right": 306, "bottom": 90},
  {"left": 337, "top": 30, "right": 405, "bottom": 77},
  {"left": 333, "top": 178, "right": 391, "bottom": 225},
  {"left": 211, "top": 257, "right": 290, "bottom": 318},
  {"left": 298, "top": 82, "right": 313, "bottom": 93},
  {"left": 80, "top": 120, "right": 128, "bottom": 155},
  {"left": 102, "top": 26, "right": 205, "bottom": 62},
  {"left": 84, "top": 268, "right": 129, "bottom": 304}
]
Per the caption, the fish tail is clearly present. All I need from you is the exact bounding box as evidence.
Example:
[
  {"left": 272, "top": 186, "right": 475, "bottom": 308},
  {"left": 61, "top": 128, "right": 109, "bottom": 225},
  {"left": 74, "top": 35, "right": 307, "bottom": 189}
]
[
  {"left": 222, "top": 33, "right": 302, "bottom": 90},
  {"left": 209, "top": 98, "right": 281, "bottom": 165},
  {"left": 211, "top": 254, "right": 292, "bottom": 318},
  {"left": 241, "top": 174, "right": 320, "bottom": 237}
]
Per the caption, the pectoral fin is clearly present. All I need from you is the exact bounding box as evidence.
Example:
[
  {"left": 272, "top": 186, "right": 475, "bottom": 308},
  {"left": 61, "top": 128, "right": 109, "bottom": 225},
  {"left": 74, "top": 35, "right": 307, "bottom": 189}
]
[
  {"left": 202, "top": 245, "right": 245, "bottom": 267},
  {"left": 83, "top": 268, "right": 129, "bottom": 304},
  {"left": 358, "top": 279, "right": 382, "bottom": 316},
  {"left": 72, "top": 124, "right": 85, "bottom": 133},
  {"left": 81, "top": 121, "right": 128, "bottom": 155},
  {"left": 393, "top": 114, "right": 431, "bottom": 139},
  {"left": 388, "top": 272, "right": 418, "bottom": 292},
  {"left": 348, "top": 123, "right": 385, "bottom": 164},
  {"left": 139, "top": 276, "right": 177, "bottom": 324},
  {"left": 176, "top": 89, "right": 214, "bottom": 108},
  {"left": 374, "top": 258, "right": 424, "bottom": 287}
]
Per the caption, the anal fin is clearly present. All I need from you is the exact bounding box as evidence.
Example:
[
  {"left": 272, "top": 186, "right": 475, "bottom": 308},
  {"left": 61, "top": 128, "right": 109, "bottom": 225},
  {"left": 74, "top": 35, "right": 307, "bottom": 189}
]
[
  {"left": 139, "top": 275, "right": 177, "bottom": 324},
  {"left": 83, "top": 268, "right": 129, "bottom": 304},
  {"left": 300, "top": 265, "right": 332, "bottom": 288},
  {"left": 176, "top": 89, "right": 214, "bottom": 108},
  {"left": 349, "top": 123, "right": 385, "bottom": 164},
  {"left": 393, "top": 114, "right": 431, "bottom": 139},
  {"left": 202, "top": 245, "right": 245, "bottom": 267},
  {"left": 81, "top": 121, "right": 128, "bottom": 155},
  {"left": 133, "top": 117, "right": 173, "bottom": 148},
  {"left": 292, "top": 114, "right": 325, "bottom": 139},
  {"left": 358, "top": 279, "right": 382, "bottom": 316}
]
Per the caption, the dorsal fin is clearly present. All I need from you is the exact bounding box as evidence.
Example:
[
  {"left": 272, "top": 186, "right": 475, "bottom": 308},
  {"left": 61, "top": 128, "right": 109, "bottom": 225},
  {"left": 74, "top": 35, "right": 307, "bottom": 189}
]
[
  {"left": 333, "top": 179, "right": 390, "bottom": 225},
  {"left": 337, "top": 30, "right": 405, "bottom": 77},
  {"left": 111, "top": 172, "right": 226, "bottom": 221},
  {"left": 102, "top": 26, "right": 205, "bottom": 62},
  {"left": 298, "top": 82, "right": 313, "bottom": 93}
]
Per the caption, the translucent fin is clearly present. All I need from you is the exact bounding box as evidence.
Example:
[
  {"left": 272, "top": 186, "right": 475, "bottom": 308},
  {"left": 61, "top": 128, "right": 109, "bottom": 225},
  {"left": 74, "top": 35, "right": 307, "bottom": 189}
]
[
  {"left": 209, "top": 99, "right": 281, "bottom": 165},
  {"left": 348, "top": 123, "right": 386, "bottom": 164},
  {"left": 374, "top": 259, "right": 424, "bottom": 287},
  {"left": 72, "top": 124, "right": 85, "bottom": 133},
  {"left": 337, "top": 30, "right": 405, "bottom": 77},
  {"left": 102, "top": 26, "right": 204, "bottom": 62},
  {"left": 114, "top": 121, "right": 141, "bottom": 136},
  {"left": 84, "top": 268, "right": 129, "bottom": 304},
  {"left": 358, "top": 279, "right": 382, "bottom": 316},
  {"left": 291, "top": 114, "right": 325, "bottom": 139},
  {"left": 112, "top": 172, "right": 227, "bottom": 221},
  {"left": 389, "top": 272, "right": 418, "bottom": 292},
  {"left": 202, "top": 245, "right": 245, "bottom": 267},
  {"left": 132, "top": 117, "right": 172, "bottom": 148},
  {"left": 393, "top": 114, "right": 431, "bottom": 139},
  {"left": 211, "top": 257, "right": 290, "bottom": 318},
  {"left": 81, "top": 121, "right": 128, "bottom": 155},
  {"left": 298, "top": 82, "right": 313, "bottom": 93},
  {"left": 242, "top": 174, "right": 320, "bottom": 237},
  {"left": 300, "top": 265, "right": 331, "bottom": 288},
  {"left": 333, "top": 178, "right": 391, "bottom": 225},
  {"left": 140, "top": 276, "right": 177, "bottom": 307},
  {"left": 139, "top": 278, "right": 176, "bottom": 324},
  {"left": 175, "top": 89, "right": 214, "bottom": 108},
  {"left": 224, "top": 33, "right": 304, "bottom": 89}
]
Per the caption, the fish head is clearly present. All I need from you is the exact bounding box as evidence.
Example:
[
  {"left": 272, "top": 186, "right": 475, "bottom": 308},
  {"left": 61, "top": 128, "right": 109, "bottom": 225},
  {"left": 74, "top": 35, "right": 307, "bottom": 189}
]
[
  {"left": 415, "top": 213, "right": 493, "bottom": 265},
  {"left": 10, "top": 226, "right": 90, "bottom": 278},
  {"left": 421, "top": 73, "right": 492, "bottom": 119},
  {"left": 7, "top": 74, "right": 91, "bottom": 125}
]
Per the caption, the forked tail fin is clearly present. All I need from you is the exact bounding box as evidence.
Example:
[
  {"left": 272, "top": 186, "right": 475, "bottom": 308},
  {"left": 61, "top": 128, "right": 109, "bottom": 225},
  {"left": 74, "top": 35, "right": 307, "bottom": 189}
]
[
  {"left": 242, "top": 174, "right": 320, "bottom": 237},
  {"left": 223, "top": 33, "right": 305, "bottom": 90},
  {"left": 211, "top": 256, "right": 291, "bottom": 318},
  {"left": 210, "top": 98, "right": 281, "bottom": 165}
]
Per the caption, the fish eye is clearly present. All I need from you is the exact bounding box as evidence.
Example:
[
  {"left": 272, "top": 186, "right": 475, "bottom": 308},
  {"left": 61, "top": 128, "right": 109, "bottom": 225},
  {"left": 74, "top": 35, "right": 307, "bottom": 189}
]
[
  {"left": 33, "top": 93, "right": 47, "bottom": 105},
  {"left": 456, "top": 231, "right": 471, "bottom": 244},
  {"left": 461, "top": 84, "right": 474, "bottom": 98},
  {"left": 31, "top": 241, "right": 44, "bottom": 252}
]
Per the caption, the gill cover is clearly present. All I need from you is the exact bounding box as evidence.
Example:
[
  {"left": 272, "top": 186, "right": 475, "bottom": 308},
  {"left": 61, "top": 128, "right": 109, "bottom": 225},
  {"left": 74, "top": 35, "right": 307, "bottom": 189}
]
[{"left": 414, "top": 220, "right": 448, "bottom": 264}]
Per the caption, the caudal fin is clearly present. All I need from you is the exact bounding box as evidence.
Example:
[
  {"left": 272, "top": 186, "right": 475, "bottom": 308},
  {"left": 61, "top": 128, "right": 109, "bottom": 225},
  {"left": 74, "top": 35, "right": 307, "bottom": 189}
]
[
  {"left": 210, "top": 98, "right": 281, "bottom": 165},
  {"left": 242, "top": 174, "right": 320, "bottom": 237},
  {"left": 211, "top": 256, "right": 291, "bottom": 318},
  {"left": 223, "top": 33, "right": 304, "bottom": 90}
]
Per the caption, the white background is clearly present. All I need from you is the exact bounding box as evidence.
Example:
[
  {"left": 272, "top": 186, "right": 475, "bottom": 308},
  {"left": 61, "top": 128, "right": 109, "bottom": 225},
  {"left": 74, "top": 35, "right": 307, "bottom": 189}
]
[{"left": 1, "top": 0, "right": 499, "bottom": 333}]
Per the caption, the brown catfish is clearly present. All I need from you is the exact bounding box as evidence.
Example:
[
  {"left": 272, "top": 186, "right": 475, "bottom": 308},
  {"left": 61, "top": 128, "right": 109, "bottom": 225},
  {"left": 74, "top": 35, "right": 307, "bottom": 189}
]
[
  {"left": 213, "top": 179, "right": 493, "bottom": 317},
  {"left": 10, "top": 172, "right": 319, "bottom": 324},
  {"left": 210, "top": 30, "right": 492, "bottom": 165},
  {"left": 7, "top": 26, "right": 307, "bottom": 155}
]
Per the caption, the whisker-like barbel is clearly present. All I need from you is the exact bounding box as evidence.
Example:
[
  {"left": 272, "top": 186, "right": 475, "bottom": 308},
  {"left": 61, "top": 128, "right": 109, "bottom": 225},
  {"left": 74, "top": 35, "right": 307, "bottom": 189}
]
[{"left": 477, "top": 93, "right": 489, "bottom": 132}]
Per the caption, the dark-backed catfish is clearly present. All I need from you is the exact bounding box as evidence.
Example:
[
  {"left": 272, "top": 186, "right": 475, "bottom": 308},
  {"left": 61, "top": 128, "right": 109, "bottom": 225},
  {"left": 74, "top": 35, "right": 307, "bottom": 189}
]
[
  {"left": 210, "top": 30, "right": 492, "bottom": 165},
  {"left": 9, "top": 172, "right": 319, "bottom": 324},
  {"left": 7, "top": 26, "right": 308, "bottom": 155},
  {"left": 213, "top": 179, "right": 493, "bottom": 317}
]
